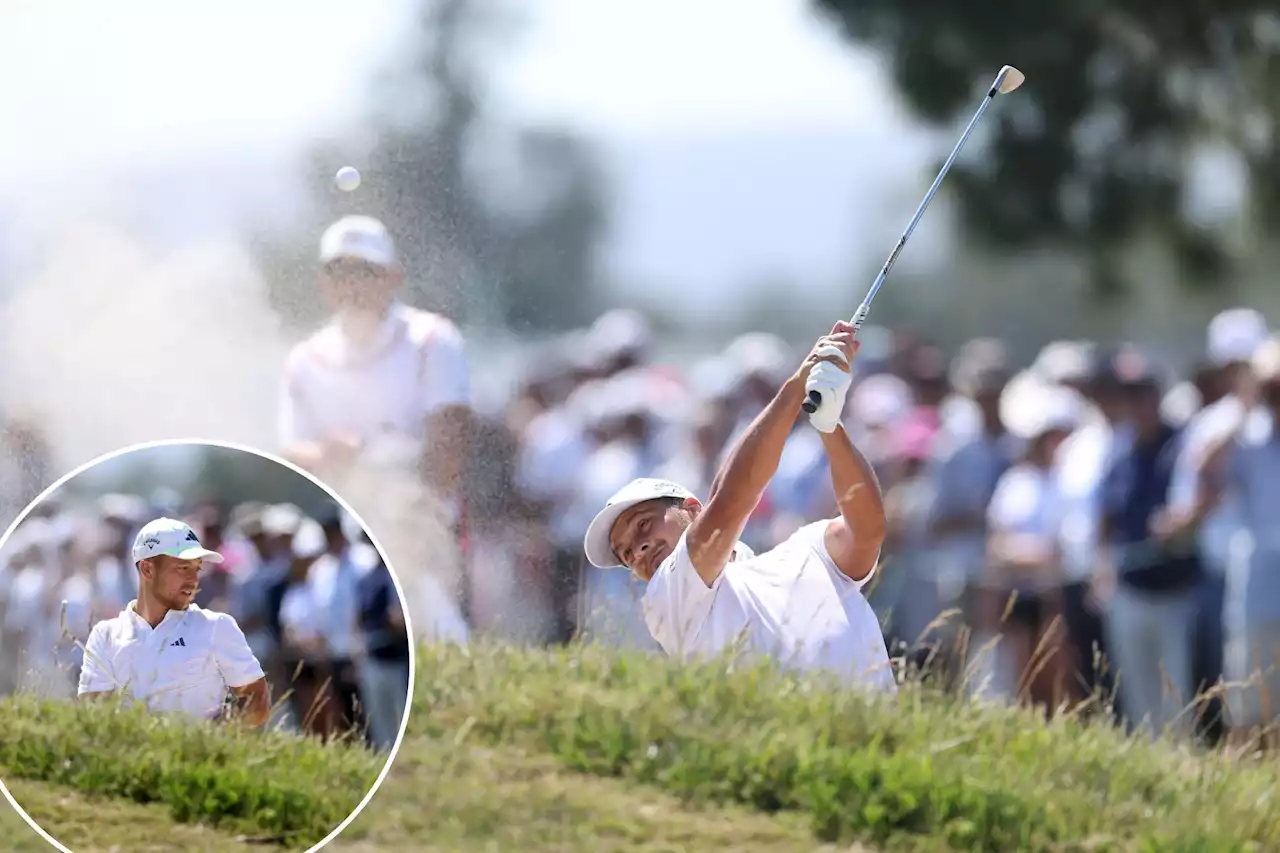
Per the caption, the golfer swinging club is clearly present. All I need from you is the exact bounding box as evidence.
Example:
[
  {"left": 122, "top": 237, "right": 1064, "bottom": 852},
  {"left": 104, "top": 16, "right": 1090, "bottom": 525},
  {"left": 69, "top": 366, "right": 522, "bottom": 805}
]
[
  {"left": 77, "top": 517, "right": 271, "bottom": 726},
  {"left": 584, "top": 322, "right": 895, "bottom": 690}
]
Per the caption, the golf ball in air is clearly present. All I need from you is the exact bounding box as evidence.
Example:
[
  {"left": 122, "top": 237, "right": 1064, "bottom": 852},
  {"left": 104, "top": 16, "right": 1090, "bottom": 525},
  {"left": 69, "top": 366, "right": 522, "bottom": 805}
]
[{"left": 335, "top": 166, "right": 361, "bottom": 192}]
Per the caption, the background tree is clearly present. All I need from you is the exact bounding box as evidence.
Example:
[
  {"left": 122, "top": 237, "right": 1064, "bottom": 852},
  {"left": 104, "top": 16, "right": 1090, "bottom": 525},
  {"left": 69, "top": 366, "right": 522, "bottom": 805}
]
[
  {"left": 812, "top": 2, "right": 1280, "bottom": 295},
  {"left": 259, "top": 0, "right": 612, "bottom": 333}
]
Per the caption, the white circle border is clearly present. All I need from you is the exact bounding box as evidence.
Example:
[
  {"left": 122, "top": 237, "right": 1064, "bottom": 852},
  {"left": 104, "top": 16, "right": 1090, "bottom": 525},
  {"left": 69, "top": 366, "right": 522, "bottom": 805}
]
[{"left": 0, "top": 437, "right": 418, "bottom": 853}]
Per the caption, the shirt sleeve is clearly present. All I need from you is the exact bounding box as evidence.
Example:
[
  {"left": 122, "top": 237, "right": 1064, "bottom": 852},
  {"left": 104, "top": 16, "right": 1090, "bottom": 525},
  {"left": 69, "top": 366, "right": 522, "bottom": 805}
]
[
  {"left": 279, "top": 348, "right": 321, "bottom": 446},
  {"left": 212, "top": 613, "right": 266, "bottom": 689},
  {"left": 77, "top": 623, "right": 118, "bottom": 695},
  {"left": 800, "top": 519, "right": 877, "bottom": 591},
  {"left": 416, "top": 319, "right": 471, "bottom": 417},
  {"left": 641, "top": 532, "right": 721, "bottom": 656}
]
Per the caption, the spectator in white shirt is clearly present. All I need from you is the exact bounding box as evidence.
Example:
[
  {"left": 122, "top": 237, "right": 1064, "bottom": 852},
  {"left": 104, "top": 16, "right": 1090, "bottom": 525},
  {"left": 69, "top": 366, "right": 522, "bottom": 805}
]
[
  {"left": 1161, "top": 308, "right": 1268, "bottom": 740},
  {"left": 279, "top": 214, "right": 473, "bottom": 640},
  {"left": 78, "top": 518, "right": 269, "bottom": 728},
  {"left": 1197, "top": 337, "right": 1280, "bottom": 751},
  {"left": 582, "top": 323, "right": 894, "bottom": 691},
  {"left": 979, "top": 379, "right": 1080, "bottom": 708},
  {"left": 1055, "top": 353, "right": 1132, "bottom": 705},
  {"left": 926, "top": 359, "right": 1019, "bottom": 679}
]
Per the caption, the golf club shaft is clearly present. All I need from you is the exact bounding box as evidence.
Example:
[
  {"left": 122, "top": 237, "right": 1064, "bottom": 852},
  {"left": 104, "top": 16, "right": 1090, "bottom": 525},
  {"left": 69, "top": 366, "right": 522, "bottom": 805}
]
[{"left": 802, "top": 67, "right": 1017, "bottom": 415}]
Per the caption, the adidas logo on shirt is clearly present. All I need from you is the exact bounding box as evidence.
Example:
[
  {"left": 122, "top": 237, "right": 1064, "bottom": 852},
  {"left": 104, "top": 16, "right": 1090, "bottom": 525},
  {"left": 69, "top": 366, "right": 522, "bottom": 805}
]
[{"left": 170, "top": 638, "right": 186, "bottom": 647}]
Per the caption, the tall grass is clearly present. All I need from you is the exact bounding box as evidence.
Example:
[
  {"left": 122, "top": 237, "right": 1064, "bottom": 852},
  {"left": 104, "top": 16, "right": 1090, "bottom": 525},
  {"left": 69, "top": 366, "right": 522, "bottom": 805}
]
[
  {"left": 415, "top": 642, "right": 1280, "bottom": 852},
  {"left": 0, "top": 692, "right": 385, "bottom": 847}
]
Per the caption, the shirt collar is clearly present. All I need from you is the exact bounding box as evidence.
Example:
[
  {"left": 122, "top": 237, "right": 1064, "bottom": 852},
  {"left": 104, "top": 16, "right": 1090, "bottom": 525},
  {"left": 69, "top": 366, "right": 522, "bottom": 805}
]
[{"left": 126, "top": 600, "right": 194, "bottom": 632}]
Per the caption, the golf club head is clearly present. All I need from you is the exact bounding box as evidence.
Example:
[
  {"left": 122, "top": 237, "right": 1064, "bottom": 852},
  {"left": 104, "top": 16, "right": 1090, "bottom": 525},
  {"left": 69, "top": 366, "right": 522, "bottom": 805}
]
[{"left": 995, "top": 65, "right": 1025, "bottom": 94}]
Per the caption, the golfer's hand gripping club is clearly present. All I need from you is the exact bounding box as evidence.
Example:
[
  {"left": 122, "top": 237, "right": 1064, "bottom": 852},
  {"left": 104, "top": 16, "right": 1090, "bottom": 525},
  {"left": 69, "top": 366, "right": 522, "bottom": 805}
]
[
  {"left": 801, "top": 64, "right": 1024, "bottom": 417},
  {"left": 802, "top": 305, "right": 868, "bottom": 415},
  {"left": 805, "top": 344, "right": 853, "bottom": 433}
]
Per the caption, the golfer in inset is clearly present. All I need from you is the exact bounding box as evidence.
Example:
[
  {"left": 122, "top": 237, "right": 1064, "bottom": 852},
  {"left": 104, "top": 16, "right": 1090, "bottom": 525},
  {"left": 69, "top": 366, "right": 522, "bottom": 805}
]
[
  {"left": 584, "top": 322, "right": 895, "bottom": 691},
  {"left": 77, "top": 518, "right": 271, "bottom": 727}
]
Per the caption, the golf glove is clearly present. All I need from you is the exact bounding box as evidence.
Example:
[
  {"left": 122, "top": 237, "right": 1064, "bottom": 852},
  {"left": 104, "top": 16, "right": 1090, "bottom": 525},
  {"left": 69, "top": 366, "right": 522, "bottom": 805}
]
[{"left": 805, "top": 345, "right": 850, "bottom": 434}]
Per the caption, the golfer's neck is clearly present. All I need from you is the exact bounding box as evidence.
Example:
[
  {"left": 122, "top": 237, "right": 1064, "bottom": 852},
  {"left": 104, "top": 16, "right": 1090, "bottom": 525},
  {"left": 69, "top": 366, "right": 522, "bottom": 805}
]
[{"left": 136, "top": 589, "right": 175, "bottom": 628}]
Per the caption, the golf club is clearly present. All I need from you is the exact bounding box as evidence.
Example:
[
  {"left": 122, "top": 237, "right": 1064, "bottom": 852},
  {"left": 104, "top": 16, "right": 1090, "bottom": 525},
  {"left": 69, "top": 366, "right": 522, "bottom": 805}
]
[{"left": 803, "top": 64, "right": 1026, "bottom": 415}]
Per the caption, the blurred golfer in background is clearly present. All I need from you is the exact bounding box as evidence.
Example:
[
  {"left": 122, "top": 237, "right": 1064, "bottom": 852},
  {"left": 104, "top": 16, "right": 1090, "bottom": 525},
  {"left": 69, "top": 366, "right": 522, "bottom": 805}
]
[
  {"left": 278, "top": 214, "right": 471, "bottom": 645},
  {"left": 78, "top": 517, "right": 270, "bottom": 727},
  {"left": 583, "top": 322, "right": 895, "bottom": 690}
]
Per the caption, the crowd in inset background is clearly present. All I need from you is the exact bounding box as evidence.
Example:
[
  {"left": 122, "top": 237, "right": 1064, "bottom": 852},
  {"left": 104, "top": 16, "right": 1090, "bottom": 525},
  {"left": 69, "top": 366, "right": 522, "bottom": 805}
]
[{"left": 0, "top": 488, "right": 410, "bottom": 752}]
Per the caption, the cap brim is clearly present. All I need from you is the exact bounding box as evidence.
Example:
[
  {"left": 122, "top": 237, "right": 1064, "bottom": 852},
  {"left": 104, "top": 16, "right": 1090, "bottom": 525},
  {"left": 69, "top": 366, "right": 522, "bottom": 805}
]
[
  {"left": 174, "top": 546, "right": 224, "bottom": 564},
  {"left": 320, "top": 250, "right": 396, "bottom": 269},
  {"left": 583, "top": 502, "right": 638, "bottom": 569}
]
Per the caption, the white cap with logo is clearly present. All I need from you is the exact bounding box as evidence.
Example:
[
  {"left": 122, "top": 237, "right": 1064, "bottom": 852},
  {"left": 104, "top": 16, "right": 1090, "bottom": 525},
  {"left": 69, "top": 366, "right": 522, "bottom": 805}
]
[
  {"left": 132, "top": 517, "right": 224, "bottom": 565},
  {"left": 583, "top": 478, "right": 696, "bottom": 569},
  {"left": 319, "top": 215, "right": 398, "bottom": 268}
]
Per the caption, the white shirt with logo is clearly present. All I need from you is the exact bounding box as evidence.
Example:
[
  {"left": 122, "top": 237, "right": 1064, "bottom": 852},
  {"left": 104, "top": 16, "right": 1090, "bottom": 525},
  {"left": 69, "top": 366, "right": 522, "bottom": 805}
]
[
  {"left": 642, "top": 520, "right": 895, "bottom": 692},
  {"left": 77, "top": 602, "right": 265, "bottom": 721}
]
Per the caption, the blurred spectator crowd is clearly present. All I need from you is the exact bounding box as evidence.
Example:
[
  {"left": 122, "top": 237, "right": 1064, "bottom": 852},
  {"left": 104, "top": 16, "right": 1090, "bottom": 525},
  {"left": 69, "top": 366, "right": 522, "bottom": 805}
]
[
  {"left": 459, "top": 305, "right": 1280, "bottom": 746},
  {"left": 0, "top": 492, "right": 410, "bottom": 751},
  {"left": 2, "top": 286, "right": 1279, "bottom": 750}
]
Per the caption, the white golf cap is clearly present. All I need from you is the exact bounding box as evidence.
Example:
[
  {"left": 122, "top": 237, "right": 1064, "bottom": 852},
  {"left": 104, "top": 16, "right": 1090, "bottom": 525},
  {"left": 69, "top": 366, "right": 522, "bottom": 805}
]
[
  {"left": 131, "top": 517, "right": 224, "bottom": 565},
  {"left": 319, "top": 215, "right": 398, "bottom": 268},
  {"left": 583, "top": 477, "right": 697, "bottom": 569},
  {"left": 292, "top": 518, "right": 327, "bottom": 560},
  {"left": 1207, "top": 308, "right": 1268, "bottom": 366}
]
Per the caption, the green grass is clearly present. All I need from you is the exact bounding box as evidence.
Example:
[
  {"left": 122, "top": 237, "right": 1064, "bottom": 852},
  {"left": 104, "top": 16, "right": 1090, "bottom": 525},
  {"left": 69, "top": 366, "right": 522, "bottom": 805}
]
[
  {"left": 4, "top": 642, "right": 1280, "bottom": 852},
  {"left": 412, "top": 642, "right": 1280, "bottom": 853},
  {"left": 0, "top": 692, "right": 385, "bottom": 848}
]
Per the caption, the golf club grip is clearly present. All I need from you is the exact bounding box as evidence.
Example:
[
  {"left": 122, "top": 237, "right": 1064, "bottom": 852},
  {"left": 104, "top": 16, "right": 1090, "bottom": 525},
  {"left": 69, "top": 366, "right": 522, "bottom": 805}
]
[{"left": 801, "top": 309, "right": 868, "bottom": 414}]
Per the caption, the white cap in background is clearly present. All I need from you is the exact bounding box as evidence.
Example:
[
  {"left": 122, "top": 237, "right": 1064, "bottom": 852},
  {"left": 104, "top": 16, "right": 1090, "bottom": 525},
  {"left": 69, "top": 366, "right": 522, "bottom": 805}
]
[
  {"left": 583, "top": 478, "right": 696, "bottom": 568},
  {"left": 292, "top": 518, "right": 327, "bottom": 560},
  {"left": 261, "top": 503, "right": 304, "bottom": 538},
  {"left": 1207, "top": 308, "right": 1268, "bottom": 366},
  {"left": 588, "top": 309, "right": 652, "bottom": 362},
  {"left": 726, "top": 332, "right": 792, "bottom": 384},
  {"left": 851, "top": 373, "right": 913, "bottom": 428},
  {"left": 319, "top": 215, "right": 398, "bottom": 268},
  {"left": 1001, "top": 372, "right": 1083, "bottom": 441},
  {"left": 132, "top": 518, "right": 224, "bottom": 565},
  {"left": 1032, "top": 340, "right": 1094, "bottom": 386}
]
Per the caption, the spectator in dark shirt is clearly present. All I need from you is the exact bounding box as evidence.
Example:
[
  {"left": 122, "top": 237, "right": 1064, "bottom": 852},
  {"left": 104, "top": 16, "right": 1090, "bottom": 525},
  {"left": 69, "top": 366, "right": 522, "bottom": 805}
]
[
  {"left": 1098, "top": 351, "right": 1200, "bottom": 740},
  {"left": 356, "top": 556, "right": 411, "bottom": 750}
]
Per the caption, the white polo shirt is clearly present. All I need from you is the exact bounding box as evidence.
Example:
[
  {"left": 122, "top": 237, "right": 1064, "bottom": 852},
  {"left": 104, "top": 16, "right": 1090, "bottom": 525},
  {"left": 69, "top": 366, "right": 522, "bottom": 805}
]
[
  {"left": 77, "top": 602, "right": 265, "bottom": 721},
  {"left": 642, "top": 520, "right": 895, "bottom": 692},
  {"left": 279, "top": 301, "right": 469, "bottom": 460}
]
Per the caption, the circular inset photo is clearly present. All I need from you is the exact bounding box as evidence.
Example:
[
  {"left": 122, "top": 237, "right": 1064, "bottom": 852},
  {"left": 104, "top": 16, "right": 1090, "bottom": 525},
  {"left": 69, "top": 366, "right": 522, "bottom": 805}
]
[{"left": 0, "top": 440, "right": 413, "bottom": 853}]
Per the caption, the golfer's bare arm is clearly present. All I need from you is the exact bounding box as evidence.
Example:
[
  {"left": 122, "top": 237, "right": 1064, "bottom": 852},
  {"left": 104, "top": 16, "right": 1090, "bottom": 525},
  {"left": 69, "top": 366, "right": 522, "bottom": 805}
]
[
  {"left": 818, "top": 424, "right": 887, "bottom": 583},
  {"left": 225, "top": 677, "right": 271, "bottom": 728},
  {"left": 689, "top": 377, "right": 805, "bottom": 586}
]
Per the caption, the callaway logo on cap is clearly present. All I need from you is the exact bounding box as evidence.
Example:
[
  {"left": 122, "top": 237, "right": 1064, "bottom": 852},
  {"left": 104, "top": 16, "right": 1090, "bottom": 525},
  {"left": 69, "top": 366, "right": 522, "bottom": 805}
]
[{"left": 131, "top": 517, "right": 225, "bottom": 565}]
